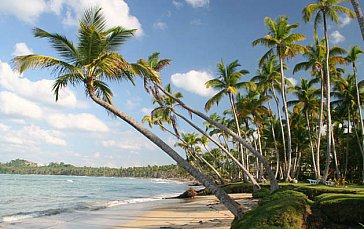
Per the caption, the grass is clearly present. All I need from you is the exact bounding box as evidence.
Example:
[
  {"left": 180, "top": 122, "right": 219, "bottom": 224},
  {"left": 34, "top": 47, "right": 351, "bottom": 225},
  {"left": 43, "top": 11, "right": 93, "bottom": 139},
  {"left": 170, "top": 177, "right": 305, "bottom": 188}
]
[
  {"left": 229, "top": 182, "right": 364, "bottom": 228},
  {"left": 231, "top": 190, "right": 312, "bottom": 229}
]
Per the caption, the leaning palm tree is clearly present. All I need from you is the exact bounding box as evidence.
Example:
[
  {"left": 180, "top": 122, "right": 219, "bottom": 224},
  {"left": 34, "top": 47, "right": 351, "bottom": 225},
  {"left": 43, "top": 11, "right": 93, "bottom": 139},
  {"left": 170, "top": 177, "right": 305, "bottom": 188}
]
[
  {"left": 303, "top": 0, "right": 355, "bottom": 182},
  {"left": 350, "top": 0, "right": 364, "bottom": 40},
  {"left": 205, "top": 60, "right": 250, "bottom": 175},
  {"left": 252, "top": 16, "right": 306, "bottom": 180},
  {"left": 12, "top": 7, "right": 244, "bottom": 219}
]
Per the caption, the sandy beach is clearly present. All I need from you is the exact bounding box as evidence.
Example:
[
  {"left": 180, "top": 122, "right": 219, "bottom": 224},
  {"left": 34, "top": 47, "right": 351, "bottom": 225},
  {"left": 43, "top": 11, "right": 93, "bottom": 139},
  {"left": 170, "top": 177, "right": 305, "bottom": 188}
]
[
  {"left": 3, "top": 193, "right": 257, "bottom": 229},
  {"left": 118, "top": 193, "right": 258, "bottom": 229}
]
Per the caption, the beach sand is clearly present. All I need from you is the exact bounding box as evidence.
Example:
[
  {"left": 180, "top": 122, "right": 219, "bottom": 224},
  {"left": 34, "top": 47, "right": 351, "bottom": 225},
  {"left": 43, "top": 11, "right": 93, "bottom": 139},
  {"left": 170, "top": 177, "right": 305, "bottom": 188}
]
[
  {"left": 117, "top": 193, "right": 258, "bottom": 229},
  {"left": 3, "top": 194, "right": 257, "bottom": 229}
]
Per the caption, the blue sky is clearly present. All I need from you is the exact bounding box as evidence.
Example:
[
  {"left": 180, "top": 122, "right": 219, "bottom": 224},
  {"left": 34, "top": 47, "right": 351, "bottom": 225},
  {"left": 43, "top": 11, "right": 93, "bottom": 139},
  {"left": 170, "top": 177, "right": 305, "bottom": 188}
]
[{"left": 0, "top": 0, "right": 362, "bottom": 167}]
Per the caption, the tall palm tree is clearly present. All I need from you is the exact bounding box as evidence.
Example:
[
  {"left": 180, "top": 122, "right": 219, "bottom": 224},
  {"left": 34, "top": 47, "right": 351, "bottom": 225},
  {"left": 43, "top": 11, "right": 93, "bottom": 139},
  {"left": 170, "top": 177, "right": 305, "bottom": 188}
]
[
  {"left": 205, "top": 60, "right": 251, "bottom": 175},
  {"left": 288, "top": 78, "right": 320, "bottom": 178},
  {"left": 351, "top": 0, "right": 364, "bottom": 40},
  {"left": 13, "top": 7, "right": 244, "bottom": 219},
  {"left": 303, "top": 0, "right": 355, "bottom": 182},
  {"left": 252, "top": 16, "right": 306, "bottom": 180}
]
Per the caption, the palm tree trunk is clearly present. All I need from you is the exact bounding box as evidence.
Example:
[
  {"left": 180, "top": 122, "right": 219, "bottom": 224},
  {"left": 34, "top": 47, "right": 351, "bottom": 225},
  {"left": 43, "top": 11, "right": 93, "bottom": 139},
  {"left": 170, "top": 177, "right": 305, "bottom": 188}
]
[
  {"left": 173, "top": 110, "right": 260, "bottom": 189},
  {"left": 271, "top": 84, "right": 287, "bottom": 175},
  {"left": 345, "top": 115, "right": 350, "bottom": 177},
  {"left": 322, "top": 13, "right": 333, "bottom": 183},
  {"left": 268, "top": 101, "right": 280, "bottom": 178},
  {"left": 306, "top": 111, "right": 318, "bottom": 178},
  {"left": 155, "top": 83, "right": 279, "bottom": 192},
  {"left": 88, "top": 91, "right": 244, "bottom": 219},
  {"left": 353, "top": 62, "right": 364, "bottom": 183},
  {"left": 351, "top": 0, "right": 364, "bottom": 40},
  {"left": 256, "top": 126, "right": 264, "bottom": 181},
  {"left": 316, "top": 70, "right": 325, "bottom": 179},
  {"left": 331, "top": 130, "right": 341, "bottom": 179},
  {"left": 279, "top": 56, "right": 293, "bottom": 181},
  {"left": 229, "top": 93, "right": 245, "bottom": 179}
]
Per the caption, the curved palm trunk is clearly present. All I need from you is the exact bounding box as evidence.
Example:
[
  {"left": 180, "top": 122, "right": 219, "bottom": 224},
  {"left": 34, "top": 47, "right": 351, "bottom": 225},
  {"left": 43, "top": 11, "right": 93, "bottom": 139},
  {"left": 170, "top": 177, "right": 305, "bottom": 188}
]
[
  {"left": 229, "top": 93, "right": 245, "bottom": 179},
  {"left": 155, "top": 83, "right": 279, "bottom": 192},
  {"left": 331, "top": 130, "right": 341, "bottom": 179},
  {"left": 306, "top": 111, "right": 318, "bottom": 178},
  {"left": 345, "top": 114, "right": 350, "bottom": 177},
  {"left": 279, "top": 57, "right": 293, "bottom": 181},
  {"left": 322, "top": 14, "right": 333, "bottom": 182},
  {"left": 351, "top": 0, "right": 364, "bottom": 40},
  {"left": 88, "top": 91, "right": 244, "bottom": 219},
  {"left": 353, "top": 62, "right": 364, "bottom": 183},
  {"left": 271, "top": 84, "right": 287, "bottom": 177},
  {"left": 316, "top": 70, "right": 325, "bottom": 179},
  {"left": 173, "top": 110, "right": 260, "bottom": 189}
]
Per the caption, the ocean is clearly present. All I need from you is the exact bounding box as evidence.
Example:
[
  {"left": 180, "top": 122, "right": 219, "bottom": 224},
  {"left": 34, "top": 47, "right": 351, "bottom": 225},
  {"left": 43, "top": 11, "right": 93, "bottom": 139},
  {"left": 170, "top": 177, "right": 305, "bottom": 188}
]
[{"left": 0, "top": 174, "right": 188, "bottom": 227}]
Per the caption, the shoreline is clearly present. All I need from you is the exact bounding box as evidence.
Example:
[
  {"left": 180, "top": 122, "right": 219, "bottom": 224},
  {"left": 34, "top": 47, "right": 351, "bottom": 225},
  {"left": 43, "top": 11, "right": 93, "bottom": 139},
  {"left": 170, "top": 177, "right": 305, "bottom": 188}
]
[{"left": 3, "top": 194, "right": 257, "bottom": 229}]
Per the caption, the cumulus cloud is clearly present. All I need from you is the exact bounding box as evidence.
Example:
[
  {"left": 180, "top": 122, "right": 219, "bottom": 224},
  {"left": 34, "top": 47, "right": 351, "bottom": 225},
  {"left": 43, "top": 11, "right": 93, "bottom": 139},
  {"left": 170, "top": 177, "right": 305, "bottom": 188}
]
[
  {"left": 0, "top": 91, "right": 43, "bottom": 119},
  {"left": 47, "top": 113, "right": 109, "bottom": 132},
  {"left": 141, "top": 107, "right": 153, "bottom": 116},
  {"left": 171, "top": 70, "right": 216, "bottom": 97},
  {"left": 0, "top": 0, "right": 143, "bottom": 36},
  {"left": 330, "top": 30, "right": 345, "bottom": 44},
  {"left": 153, "top": 21, "right": 167, "bottom": 31},
  {"left": 185, "top": 0, "right": 209, "bottom": 8},
  {"left": 12, "top": 43, "right": 33, "bottom": 56},
  {"left": 0, "top": 125, "right": 66, "bottom": 146},
  {"left": 338, "top": 14, "right": 352, "bottom": 28},
  {"left": 286, "top": 77, "right": 297, "bottom": 87},
  {"left": 0, "top": 61, "right": 81, "bottom": 108}
]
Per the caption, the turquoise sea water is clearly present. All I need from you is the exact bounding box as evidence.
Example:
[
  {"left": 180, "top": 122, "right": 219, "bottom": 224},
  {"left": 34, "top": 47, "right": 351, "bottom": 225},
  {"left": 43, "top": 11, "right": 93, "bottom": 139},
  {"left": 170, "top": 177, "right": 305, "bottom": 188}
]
[{"left": 0, "top": 174, "right": 188, "bottom": 225}]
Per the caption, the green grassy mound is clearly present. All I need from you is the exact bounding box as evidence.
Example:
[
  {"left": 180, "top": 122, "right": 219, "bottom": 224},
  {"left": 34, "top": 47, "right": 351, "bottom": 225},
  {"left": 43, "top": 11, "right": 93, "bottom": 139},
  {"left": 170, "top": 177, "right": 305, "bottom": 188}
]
[
  {"left": 231, "top": 190, "right": 312, "bottom": 229},
  {"left": 315, "top": 193, "right": 364, "bottom": 226}
]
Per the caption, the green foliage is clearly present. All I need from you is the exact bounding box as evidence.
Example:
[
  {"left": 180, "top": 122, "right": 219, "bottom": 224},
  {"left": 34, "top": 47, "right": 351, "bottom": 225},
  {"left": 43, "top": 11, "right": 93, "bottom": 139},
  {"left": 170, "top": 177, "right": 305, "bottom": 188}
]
[
  {"left": 232, "top": 190, "right": 311, "bottom": 229},
  {"left": 315, "top": 193, "right": 364, "bottom": 225},
  {"left": 0, "top": 159, "right": 191, "bottom": 180},
  {"left": 252, "top": 188, "right": 270, "bottom": 199}
]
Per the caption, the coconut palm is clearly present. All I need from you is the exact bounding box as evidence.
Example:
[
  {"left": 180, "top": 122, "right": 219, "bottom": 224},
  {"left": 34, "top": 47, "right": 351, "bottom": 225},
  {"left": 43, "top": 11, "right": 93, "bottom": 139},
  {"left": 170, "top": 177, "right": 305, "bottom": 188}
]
[
  {"left": 288, "top": 78, "right": 320, "bottom": 178},
  {"left": 351, "top": 0, "right": 364, "bottom": 40},
  {"left": 303, "top": 0, "right": 355, "bottom": 182},
  {"left": 205, "top": 60, "right": 251, "bottom": 174},
  {"left": 13, "top": 7, "right": 244, "bottom": 219},
  {"left": 252, "top": 16, "right": 306, "bottom": 180}
]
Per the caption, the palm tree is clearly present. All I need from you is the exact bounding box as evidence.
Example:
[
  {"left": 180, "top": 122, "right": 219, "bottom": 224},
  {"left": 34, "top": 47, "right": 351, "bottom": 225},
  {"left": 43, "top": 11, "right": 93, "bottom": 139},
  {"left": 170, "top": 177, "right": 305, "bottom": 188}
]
[
  {"left": 252, "top": 55, "right": 289, "bottom": 177},
  {"left": 351, "top": 0, "right": 364, "bottom": 40},
  {"left": 303, "top": 0, "right": 355, "bottom": 182},
  {"left": 205, "top": 60, "right": 251, "bottom": 175},
  {"left": 13, "top": 7, "right": 244, "bottom": 219},
  {"left": 252, "top": 16, "right": 306, "bottom": 180},
  {"left": 288, "top": 78, "right": 320, "bottom": 178}
]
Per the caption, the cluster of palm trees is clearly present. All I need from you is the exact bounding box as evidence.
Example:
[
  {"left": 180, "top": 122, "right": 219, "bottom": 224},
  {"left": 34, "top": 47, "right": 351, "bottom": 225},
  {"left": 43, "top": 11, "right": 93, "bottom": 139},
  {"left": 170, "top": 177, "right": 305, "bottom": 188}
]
[{"left": 11, "top": 0, "right": 364, "bottom": 220}]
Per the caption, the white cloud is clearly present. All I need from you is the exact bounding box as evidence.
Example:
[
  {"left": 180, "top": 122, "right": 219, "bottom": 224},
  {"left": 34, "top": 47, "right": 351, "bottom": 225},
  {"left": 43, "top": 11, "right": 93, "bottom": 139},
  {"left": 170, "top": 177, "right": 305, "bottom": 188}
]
[
  {"left": 190, "top": 19, "right": 202, "bottom": 26},
  {"left": 0, "top": 91, "right": 43, "bottom": 119},
  {"left": 185, "top": 0, "right": 209, "bottom": 8},
  {"left": 141, "top": 107, "right": 152, "bottom": 116},
  {"left": 330, "top": 30, "right": 345, "bottom": 44},
  {"left": 171, "top": 70, "right": 216, "bottom": 97},
  {"left": 12, "top": 43, "right": 33, "bottom": 56},
  {"left": 0, "top": 61, "right": 81, "bottom": 108},
  {"left": 153, "top": 21, "right": 167, "bottom": 31},
  {"left": 0, "top": 125, "right": 66, "bottom": 146},
  {"left": 0, "top": 0, "right": 48, "bottom": 23},
  {"left": 59, "top": 0, "right": 143, "bottom": 37},
  {"left": 0, "top": 0, "right": 143, "bottom": 37},
  {"left": 338, "top": 14, "right": 352, "bottom": 28},
  {"left": 47, "top": 113, "right": 109, "bottom": 132},
  {"left": 0, "top": 123, "right": 10, "bottom": 131},
  {"left": 101, "top": 131, "right": 155, "bottom": 152},
  {"left": 173, "top": 0, "right": 183, "bottom": 8},
  {"left": 286, "top": 77, "right": 297, "bottom": 87}
]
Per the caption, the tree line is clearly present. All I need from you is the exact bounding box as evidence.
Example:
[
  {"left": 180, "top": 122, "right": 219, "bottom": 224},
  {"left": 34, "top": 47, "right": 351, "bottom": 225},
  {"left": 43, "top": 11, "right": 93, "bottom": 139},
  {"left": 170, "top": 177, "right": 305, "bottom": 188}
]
[{"left": 0, "top": 159, "right": 191, "bottom": 179}]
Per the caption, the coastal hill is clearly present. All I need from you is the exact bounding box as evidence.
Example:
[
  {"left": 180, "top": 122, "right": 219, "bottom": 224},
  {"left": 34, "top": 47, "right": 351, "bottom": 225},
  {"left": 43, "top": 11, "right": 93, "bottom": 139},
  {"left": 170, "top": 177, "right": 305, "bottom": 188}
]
[{"left": 0, "top": 159, "right": 192, "bottom": 180}]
